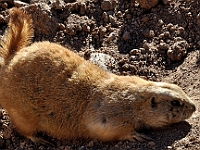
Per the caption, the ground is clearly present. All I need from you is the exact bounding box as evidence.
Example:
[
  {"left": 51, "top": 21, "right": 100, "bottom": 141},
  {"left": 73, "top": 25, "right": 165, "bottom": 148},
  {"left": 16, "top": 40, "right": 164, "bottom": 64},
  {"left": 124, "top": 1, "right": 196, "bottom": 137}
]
[{"left": 0, "top": 0, "right": 199, "bottom": 149}]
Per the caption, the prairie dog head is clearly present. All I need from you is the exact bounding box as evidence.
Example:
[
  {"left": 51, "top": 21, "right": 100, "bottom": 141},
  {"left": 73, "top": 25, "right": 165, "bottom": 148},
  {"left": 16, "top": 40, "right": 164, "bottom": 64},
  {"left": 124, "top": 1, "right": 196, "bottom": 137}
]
[{"left": 135, "top": 82, "right": 196, "bottom": 129}]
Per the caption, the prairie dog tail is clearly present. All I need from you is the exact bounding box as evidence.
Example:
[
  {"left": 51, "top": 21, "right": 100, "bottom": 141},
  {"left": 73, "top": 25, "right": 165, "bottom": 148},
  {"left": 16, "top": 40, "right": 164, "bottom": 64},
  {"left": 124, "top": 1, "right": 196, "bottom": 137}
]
[{"left": 0, "top": 8, "right": 33, "bottom": 65}]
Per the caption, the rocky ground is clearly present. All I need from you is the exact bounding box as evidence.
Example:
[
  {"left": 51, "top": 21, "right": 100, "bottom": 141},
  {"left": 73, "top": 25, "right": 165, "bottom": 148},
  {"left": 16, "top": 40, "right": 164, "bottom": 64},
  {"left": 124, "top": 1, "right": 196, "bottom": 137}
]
[{"left": 0, "top": 0, "right": 199, "bottom": 149}]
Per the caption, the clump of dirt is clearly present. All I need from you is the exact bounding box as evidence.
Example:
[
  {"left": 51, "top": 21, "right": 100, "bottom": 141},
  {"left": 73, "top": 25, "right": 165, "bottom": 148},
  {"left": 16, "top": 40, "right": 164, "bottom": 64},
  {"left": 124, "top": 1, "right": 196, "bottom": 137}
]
[{"left": 0, "top": 0, "right": 199, "bottom": 149}]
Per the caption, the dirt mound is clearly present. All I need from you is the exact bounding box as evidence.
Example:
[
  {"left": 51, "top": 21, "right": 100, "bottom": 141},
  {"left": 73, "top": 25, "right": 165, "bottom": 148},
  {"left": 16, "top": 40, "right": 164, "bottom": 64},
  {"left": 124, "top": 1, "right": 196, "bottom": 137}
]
[{"left": 0, "top": 0, "right": 199, "bottom": 149}]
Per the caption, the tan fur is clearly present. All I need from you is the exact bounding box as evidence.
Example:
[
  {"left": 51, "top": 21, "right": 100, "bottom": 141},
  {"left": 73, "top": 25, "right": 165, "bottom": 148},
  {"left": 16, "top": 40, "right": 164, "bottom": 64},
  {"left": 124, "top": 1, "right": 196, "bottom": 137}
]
[{"left": 0, "top": 8, "right": 196, "bottom": 143}]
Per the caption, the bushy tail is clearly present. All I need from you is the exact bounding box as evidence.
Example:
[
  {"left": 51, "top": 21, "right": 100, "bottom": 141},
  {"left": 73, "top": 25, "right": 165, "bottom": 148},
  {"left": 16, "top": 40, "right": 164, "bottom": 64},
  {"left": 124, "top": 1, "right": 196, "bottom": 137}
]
[{"left": 0, "top": 7, "right": 34, "bottom": 65}]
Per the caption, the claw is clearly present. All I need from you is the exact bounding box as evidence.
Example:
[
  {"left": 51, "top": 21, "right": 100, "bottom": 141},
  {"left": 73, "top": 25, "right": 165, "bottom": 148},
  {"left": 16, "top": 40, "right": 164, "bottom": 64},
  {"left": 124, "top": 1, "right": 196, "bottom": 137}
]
[
  {"left": 131, "top": 132, "right": 152, "bottom": 142},
  {"left": 121, "top": 132, "right": 152, "bottom": 142},
  {"left": 28, "top": 136, "right": 55, "bottom": 147}
]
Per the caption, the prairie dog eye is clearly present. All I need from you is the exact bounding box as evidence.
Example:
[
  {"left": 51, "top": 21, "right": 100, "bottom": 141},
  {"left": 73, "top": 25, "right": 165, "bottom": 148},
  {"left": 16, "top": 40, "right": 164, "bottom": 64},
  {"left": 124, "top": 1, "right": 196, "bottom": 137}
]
[{"left": 171, "top": 100, "right": 181, "bottom": 106}]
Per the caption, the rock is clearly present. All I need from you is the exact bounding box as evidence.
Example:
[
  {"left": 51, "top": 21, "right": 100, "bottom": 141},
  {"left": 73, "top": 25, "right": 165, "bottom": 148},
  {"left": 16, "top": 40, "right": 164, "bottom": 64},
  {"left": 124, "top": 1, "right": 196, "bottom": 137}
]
[
  {"left": 130, "top": 49, "right": 141, "bottom": 55},
  {"left": 158, "top": 42, "right": 169, "bottom": 51},
  {"left": 79, "top": 3, "right": 87, "bottom": 15},
  {"left": 65, "top": 24, "right": 76, "bottom": 36},
  {"left": 82, "top": 23, "right": 90, "bottom": 32},
  {"left": 85, "top": 52, "right": 116, "bottom": 71},
  {"left": 14, "top": 0, "right": 28, "bottom": 7},
  {"left": 122, "top": 63, "right": 130, "bottom": 71},
  {"left": 122, "top": 31, "right": 131, "bottom": 41},
  {"left": 0, "top": 14, "right": 7, "bottom": 23},
  {"left": 99, "top": 26, "right": 107, "bottom": 39},
  {"left": 24, "top": 3, "right": 59, "bottom": 35},
  {"left": 50, "top": 0, "right": 65, "bottom": 10},
  {"left": 87, "top": 141, "right": 95, "bottom": 147},
  {"left": 196, "top": 13, "right": 200, "bottom": 26},
  {"left": 143, "top": 29, "right": 155, "bottom": 38},
  {"left": 107, "top": 31, "right": 118, "bottom": 42},
  {"left": 148, "top": 141, "right": 156, "bottom": 147},
  {"left": 197, "top": 41, "right": 200, "bottom": 46},
  {"left": 109, "top": 15, "right": 117, "bottom": 26},
  {"left": 64, "top": 14, "right": 91, "bottom": 35},
  {"left": 167, "top": 38, "right": 188, "bottom": 61},
  {"left": 137, "top": 0, "right": 159, "bottom": 9},
  {"left": 102, "top": 12, "right": 109, "bottom": 22},
  {"left": 166, "top": 23, "right": 174, "bottom": 30},
  {"left": 101, "top": 0, "right": 113, "bottom": 11}
]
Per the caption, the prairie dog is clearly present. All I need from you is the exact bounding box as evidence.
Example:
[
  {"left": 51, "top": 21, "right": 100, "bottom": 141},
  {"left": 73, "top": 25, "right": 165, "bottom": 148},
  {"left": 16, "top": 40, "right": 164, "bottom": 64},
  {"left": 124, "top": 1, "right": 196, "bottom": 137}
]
[{"left": 0, "top": 8, "right": 196, "bottom": 144}]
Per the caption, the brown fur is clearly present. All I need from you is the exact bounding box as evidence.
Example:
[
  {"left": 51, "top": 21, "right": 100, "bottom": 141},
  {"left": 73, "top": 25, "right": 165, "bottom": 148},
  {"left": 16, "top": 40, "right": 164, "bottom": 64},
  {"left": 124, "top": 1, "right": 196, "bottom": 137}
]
[{"left": 0, "top": 8, "right": 196, "bottom": 143}]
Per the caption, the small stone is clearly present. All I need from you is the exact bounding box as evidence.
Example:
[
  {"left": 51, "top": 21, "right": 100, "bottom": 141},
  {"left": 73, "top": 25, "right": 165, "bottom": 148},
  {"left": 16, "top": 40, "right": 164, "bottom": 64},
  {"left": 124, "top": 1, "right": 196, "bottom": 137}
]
[
  {"left": 143, "top": 29, "right": 155, "bottom": 38},
  {"left": 141, "top": 16, "right": 149, "bottom": 23},
  {"left": 87, "top": 141, "right": 94, "bottom": 147},
  {"left": 0, "top": 2, "right": 8, "bottom": 9},
  {"left": 129, "top": 64, "right": 137, "bottom": 73},
  {"left": 65, "top": 25, "right": 76, "bottom": 36},
  {"left": 169, "top": 26, "right": 176, "bottom": 32},
  {"left": 164, "top": 31, "right": 170, "bottom": 37},
  {"left": 166, "top": 23, "right": 173, "bottom": 30},
  {"left": 50, "top": 0, "right": 65, "bottom": 10},
  {"left": 126, "top": 14, "right": 132, "bottom": 20},
  {"left": 137, "top": 0, "right": 159, "bottom": 9},
  {"left": 139, "top": 48, "right": 146, "bottom": 54},
  {"left": 38, "top": 145, "right": 46, "bottom": 150},
  {"left": 197, "top": 41, "right": 200, "bottom": 46},
  {"left": 176, "top": 27, "right": 185, "bottom": 34},
  {"left": 87, "top": 53, "right": 115, "bottom": 71},
  {"left": 116, "top": 11, "right": 123, "bottom": 18},
  {"left": 64, "top": 146, "right": 72, "bottom": 150},
  {"left": 158, "top": 19, "right": 164, "bottom": 26},
  {"left": 148, "top": 141, "right": 156, "bottom": 147},
  {"left": 130, "top": 49, "right": 139, "bottom": 55},
  {"left": 102, "top": 12, "right": 109, "bottom": 22},
  {"left": 99, "top": 26, "right": 107, "bottom": 39},
  {"left": 122, "top": 63, "right": 130, "bottom": 71},
  {"left": 0, "top": 14, "right": 6, "bottom": 23},
  {"left": 196, "top": 13, "right": 200, "bottom": 26},
  {"left": 107, "top": 31, "right": 118, "bottom": 42},
  {"left": 82, "top": 24, "right": 90, "bottom": 32},
  {"left": 158, "top": 42, "right": 169, "bottom": 50},
  {"left": 143, "top": 42, "right": 150, "bottom": 49},
  {"left": 189, "top": 136, "right": 197, "bottom": 141},
  {"left": 130, "top": 55, "right": 138, "bottom": 61},
  {"left": 118, "top": 58, "right": 128, "bottom": 65},
  {"left": 58, "top": 23, "right": 65, "bottom": 30},
  {"left": 122, "top": 31, "right": 131, "bottom": 40},
  {"left": 80, "top": 3, "right": 86, "bottom": 15},
  {"left": 14, "top": 0, "right": 28, "bottom": 7},
  {"left": 79, "top": 146, "right": 85, "bottom": 150},
  {"left": 101, "top": 0, "right": 113, "bottom": 11},
  {"left": 109, "top": 15, "right": 117, "bottom": 26},
  {"left": 158, "top": 33, "right": 164, "bottom": 39},
  {"left": 167, "top": 146, "right": 173, "bottom": 149}
]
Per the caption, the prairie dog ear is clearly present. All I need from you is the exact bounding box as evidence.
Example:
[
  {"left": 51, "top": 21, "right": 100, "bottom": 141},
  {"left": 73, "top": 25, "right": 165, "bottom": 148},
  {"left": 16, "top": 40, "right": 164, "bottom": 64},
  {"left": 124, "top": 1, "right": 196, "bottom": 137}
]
[{"left": 150, "top": 97, "right": 157, "bottom": 108}]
